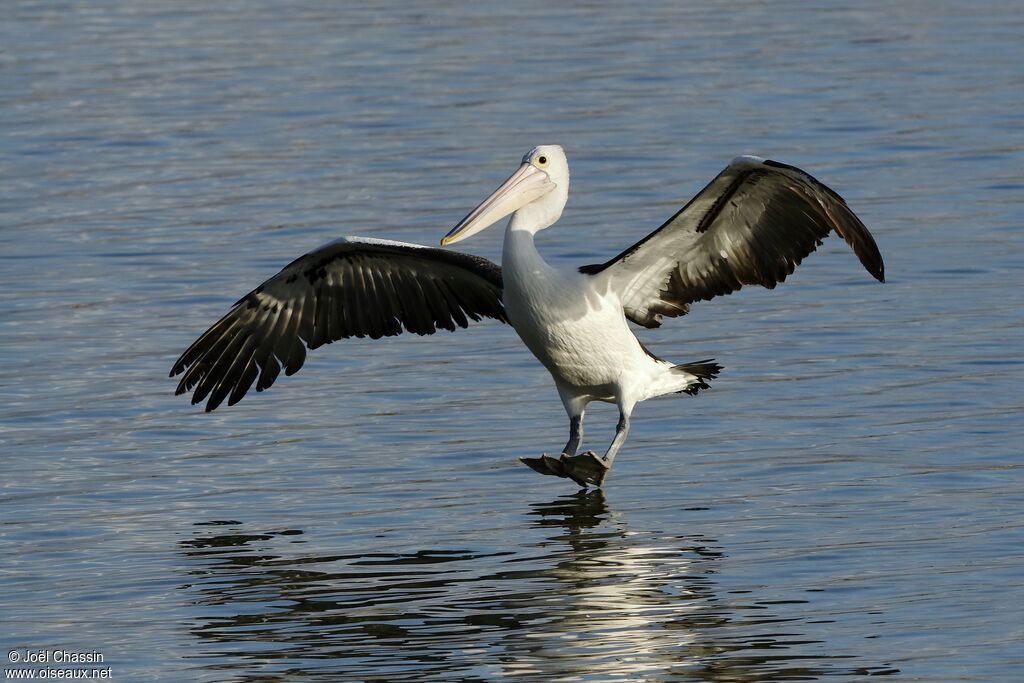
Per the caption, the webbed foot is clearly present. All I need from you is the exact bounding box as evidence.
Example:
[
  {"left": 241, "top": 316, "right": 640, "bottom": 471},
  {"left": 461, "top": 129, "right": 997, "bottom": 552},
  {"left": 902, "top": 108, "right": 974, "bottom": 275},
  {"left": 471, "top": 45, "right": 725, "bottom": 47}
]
[
  {"left": 520, "top": 454, "right": 568, "bottom": 478},
  {"left": 558, "top": 451, "right": 609, "bottom": 487},
  {"left": 520, "top": 451, "right": 609, "bottom": 488}
]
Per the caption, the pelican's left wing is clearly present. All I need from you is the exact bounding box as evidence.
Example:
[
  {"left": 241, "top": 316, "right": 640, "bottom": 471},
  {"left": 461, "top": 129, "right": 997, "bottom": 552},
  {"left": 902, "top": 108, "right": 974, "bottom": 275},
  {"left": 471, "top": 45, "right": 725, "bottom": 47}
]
[
  {"left": 171, "top": 236, "right": 507, "bottom": 412},
  {"left": 579, "top": 156, "right": 884, "bottom": 328}
]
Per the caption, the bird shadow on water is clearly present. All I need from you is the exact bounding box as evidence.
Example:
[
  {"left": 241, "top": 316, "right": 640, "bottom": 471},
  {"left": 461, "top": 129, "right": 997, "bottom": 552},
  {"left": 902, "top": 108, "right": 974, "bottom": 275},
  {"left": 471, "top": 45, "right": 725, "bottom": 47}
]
[{"left": 177, "top": 491, "right": 898, "bottom": 681}]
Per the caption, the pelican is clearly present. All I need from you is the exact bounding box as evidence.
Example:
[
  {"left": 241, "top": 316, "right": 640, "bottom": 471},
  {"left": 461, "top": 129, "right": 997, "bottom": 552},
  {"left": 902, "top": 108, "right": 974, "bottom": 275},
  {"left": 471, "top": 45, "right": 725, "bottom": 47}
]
[{"left": 171, "top": 146, "right": 884, "bottom": 487}]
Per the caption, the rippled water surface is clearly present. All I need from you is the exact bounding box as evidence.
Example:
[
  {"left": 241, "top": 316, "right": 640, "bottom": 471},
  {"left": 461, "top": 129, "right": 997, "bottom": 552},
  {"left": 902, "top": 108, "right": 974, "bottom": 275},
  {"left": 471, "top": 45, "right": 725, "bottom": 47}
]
[{"left": 2, "top": 1, "right": 1022, "bottom": 680}]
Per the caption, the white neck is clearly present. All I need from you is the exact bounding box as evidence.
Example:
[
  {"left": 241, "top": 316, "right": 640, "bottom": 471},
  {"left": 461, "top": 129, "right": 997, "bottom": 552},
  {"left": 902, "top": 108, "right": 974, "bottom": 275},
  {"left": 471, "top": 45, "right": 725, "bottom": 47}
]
[
  {"left": 503, "top": 220, "right": 536, "bottom": 260},
  {"left": 506, "top": 204, "right": 553, "bottom": 236},
  {"left": 503, "top": 220, "right": 541, "bottom": 269}
]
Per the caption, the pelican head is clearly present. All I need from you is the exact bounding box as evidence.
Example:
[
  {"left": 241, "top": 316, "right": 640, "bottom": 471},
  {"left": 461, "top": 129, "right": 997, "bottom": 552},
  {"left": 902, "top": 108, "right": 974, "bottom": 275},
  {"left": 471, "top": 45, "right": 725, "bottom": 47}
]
[{"left": 441, "top": 145, "right": 569, "bottom": 246}]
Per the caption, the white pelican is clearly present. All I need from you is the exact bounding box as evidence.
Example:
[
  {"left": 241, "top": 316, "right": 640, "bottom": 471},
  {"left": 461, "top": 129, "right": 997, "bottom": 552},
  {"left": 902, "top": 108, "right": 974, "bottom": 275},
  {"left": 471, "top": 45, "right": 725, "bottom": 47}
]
[{"left": 171, "top": 146, "right": 884, "bottom": 487}]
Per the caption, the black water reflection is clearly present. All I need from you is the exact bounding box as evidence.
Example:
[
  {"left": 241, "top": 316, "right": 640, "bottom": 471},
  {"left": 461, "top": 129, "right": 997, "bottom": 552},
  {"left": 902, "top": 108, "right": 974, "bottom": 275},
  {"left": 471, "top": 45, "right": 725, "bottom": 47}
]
[{"left": 179, "top": 494, "right": 897, "bottom": 681}]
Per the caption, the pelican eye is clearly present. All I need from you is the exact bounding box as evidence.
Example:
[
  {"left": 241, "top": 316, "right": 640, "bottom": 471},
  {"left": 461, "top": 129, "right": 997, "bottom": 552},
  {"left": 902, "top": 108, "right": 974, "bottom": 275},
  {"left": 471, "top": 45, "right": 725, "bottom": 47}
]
[{"left": 535, "top": 155, "right": 549, "bottom": 167}]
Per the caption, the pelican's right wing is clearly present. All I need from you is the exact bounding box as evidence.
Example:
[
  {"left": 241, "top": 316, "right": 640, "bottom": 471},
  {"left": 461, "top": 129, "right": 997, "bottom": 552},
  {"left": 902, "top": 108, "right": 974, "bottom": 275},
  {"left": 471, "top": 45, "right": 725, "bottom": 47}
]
[
  {"left": 580, "top": 156, "right": 884, "bottom": 328},
  {"left": 170, "top": 236, "right": 507, "bottom": 412}
]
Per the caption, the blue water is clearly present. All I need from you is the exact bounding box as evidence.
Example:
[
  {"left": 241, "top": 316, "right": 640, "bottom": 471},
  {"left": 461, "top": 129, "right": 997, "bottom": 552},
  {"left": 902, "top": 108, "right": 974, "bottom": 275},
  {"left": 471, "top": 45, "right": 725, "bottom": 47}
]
[{"left": 2, "top": 1, "right": 1022, "bottom": 680}]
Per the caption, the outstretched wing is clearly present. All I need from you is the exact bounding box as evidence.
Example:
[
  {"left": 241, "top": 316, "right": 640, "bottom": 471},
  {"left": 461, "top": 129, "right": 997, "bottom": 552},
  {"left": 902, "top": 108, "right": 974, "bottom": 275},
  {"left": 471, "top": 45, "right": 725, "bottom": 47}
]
[
  {"left": 580, "top": 156, "right": 884, "bottom": 328},
  {"left": 171, "top": 236, "right": 507, "bottom": 411}
]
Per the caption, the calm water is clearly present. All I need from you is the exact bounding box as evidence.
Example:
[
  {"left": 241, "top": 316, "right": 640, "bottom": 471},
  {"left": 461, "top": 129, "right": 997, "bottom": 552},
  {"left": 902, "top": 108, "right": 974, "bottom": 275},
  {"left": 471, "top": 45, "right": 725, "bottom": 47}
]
[{"left": 2, "top": 1, "right": 1022, "bottom": 680}]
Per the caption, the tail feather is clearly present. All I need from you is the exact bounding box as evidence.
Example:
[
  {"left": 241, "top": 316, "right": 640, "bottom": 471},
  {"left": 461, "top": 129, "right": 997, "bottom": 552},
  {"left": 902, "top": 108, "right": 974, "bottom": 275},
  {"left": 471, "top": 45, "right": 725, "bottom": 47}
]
[{"left": 673, "top": 358, "right": 722, "bottom": 395}]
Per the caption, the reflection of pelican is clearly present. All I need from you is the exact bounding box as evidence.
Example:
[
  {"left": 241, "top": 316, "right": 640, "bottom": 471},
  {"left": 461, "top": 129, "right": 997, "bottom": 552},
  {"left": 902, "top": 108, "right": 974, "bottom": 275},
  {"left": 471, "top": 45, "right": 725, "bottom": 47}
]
[
  {"left": 179, "top": 511, "right": 897, "bottom": 679},
  {"left": 514, "top": 497, "right": 899, "bottom": 678},
  {"left": 517, "top": 492, "right": 718, "bottom": 679},
  {"left": 527, "top": 489, "right": 610, "bottom": 530},
  {"left": 172, "top": 146, "right": 884, "bottom": 487}
]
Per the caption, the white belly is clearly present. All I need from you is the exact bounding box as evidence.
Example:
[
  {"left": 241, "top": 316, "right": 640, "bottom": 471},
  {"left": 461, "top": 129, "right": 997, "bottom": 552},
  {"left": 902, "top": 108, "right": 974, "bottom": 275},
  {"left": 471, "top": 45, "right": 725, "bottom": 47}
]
[
  {"left": 504, "top": 264, "right": 644, "bottom": 393},
  {"left": 500, "top": 229, "right": 694, "bottom": 407}
]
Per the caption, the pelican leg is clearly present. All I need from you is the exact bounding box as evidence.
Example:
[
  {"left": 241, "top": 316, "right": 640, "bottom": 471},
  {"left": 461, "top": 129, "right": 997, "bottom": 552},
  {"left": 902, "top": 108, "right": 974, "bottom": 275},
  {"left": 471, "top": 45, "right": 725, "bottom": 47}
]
[
  {"left": 559, "top": 410, "right": 631, "bottom": 488},
  {"left": 562, "top": 414, "right": 583, "bottom": 457},
  {"left": 521, "top": 414, "right": 583, "bottom": 478}
]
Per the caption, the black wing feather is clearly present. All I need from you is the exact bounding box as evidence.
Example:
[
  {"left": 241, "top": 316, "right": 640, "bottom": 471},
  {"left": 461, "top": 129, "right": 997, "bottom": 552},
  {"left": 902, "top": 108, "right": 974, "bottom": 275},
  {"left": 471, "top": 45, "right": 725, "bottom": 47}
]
[
  {"left": 580, "top": 157, "right": 884, "bottom": 328},
  {"left": 171, "top": 237, "right": 507, "bottom": 411}
]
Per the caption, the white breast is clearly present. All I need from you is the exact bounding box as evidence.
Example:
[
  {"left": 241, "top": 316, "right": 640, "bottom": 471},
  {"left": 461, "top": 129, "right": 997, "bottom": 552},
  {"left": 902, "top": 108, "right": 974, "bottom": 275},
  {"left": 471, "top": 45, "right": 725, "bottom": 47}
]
[{"left": 502, "top": 238, "right": 647, "bottom": 392}]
